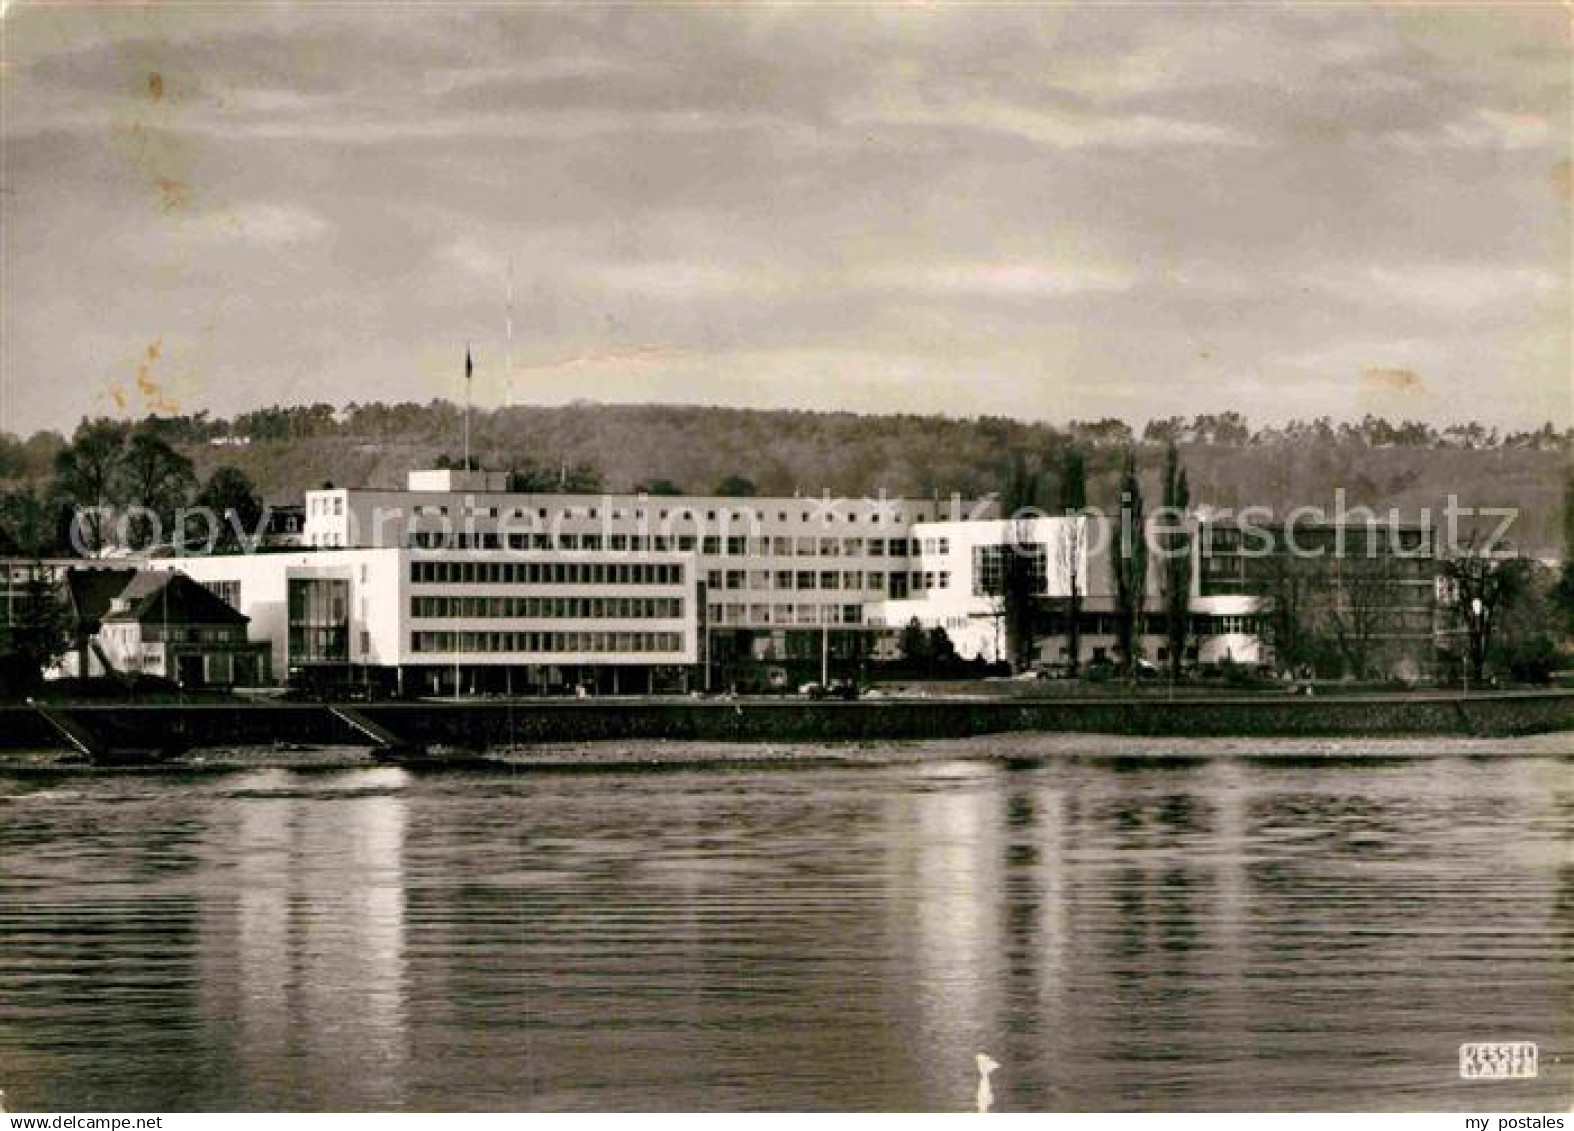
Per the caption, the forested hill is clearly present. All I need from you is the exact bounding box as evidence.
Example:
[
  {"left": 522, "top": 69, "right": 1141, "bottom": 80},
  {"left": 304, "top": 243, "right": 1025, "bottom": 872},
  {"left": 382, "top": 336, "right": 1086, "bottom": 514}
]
[{"left": 3, "top": 403, "right": 1569, "bottom": 557}]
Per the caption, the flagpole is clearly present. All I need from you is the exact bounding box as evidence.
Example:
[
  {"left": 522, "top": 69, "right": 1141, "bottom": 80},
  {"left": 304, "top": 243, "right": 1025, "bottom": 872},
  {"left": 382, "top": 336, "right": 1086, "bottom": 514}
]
[{"left": 464, "top": 343, "right": 472, "bottom": 470}]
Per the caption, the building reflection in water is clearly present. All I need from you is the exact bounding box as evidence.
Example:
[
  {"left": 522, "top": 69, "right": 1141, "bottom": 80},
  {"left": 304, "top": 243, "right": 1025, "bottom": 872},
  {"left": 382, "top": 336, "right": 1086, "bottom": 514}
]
[
  {"left": 201, "top": 769, "right": 409, "bottom": 1110},
  {"left": 886, "top": 761, "right": 1005, "bottom": 1108},
  {"left": 1002, "top": 773, "right": 1069, "bottom": 1105},
  {"left": 996, "top": 760, "right": 1238, "bottom": 1109}
]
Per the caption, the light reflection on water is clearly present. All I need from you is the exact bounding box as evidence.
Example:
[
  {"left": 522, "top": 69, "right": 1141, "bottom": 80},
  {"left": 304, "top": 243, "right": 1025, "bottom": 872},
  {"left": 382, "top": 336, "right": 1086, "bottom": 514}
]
[{"left": 0, "top": 752, "right": 1568, "bottom": 1111}]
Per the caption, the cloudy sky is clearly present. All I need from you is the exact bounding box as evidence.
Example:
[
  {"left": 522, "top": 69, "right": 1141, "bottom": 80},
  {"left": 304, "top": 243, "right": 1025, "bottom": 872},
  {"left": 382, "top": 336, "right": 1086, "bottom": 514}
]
[{"left": 1, "top": 3, "right": 1568, "bottom": 436}]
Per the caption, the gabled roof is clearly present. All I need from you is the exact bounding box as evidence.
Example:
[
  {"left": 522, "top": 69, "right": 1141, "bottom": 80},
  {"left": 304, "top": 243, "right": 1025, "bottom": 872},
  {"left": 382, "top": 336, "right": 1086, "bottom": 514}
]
[
  {"left": 101, "top": 571, "right": 249, "bottom": 626},
  {"left": 65, "top": 567, "right": 140, "bottom": 631}
]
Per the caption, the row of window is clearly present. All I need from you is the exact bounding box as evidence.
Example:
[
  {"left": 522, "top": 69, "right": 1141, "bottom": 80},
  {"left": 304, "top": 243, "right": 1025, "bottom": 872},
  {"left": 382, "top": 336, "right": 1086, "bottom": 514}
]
[
  {"left": 135, "top": 625, "right": 245, "bottom": 644},
  {"left": 410, "top": 630, "right": 685, "bottom": 654},
  {"left": 706, "top": 603, "right": 867, "bottom": 626},
  {"left": 412, "top": 502, "right": 939, "bottom": 525},
  {"left": 411, "top": 596, "right": 684, "bottom": 620},
  {"left": 702, "top": 569, "right": 952, "bottom": 594},
  {"left": 406, "top": 532, "right": 931, "bottom": 557},
  {"left": 409, "top": 561, "right": 685, "bottom": 586},
  {"left": 862, "top": 610, "right": 1265, "bottom": 636},
  {"left": 1201, "top": 555, "right": 1438, "bottom": 578},
  {"left": 1204, "top": 526, "right": 1432, "bottom": 554}
]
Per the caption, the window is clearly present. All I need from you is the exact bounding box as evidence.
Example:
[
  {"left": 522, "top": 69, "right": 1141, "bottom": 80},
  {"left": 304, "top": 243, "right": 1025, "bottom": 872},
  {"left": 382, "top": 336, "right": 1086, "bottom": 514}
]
[
  {"left": 971, "top": 543, "right": 1046, "bottom": 596},
  {"left": 288, "top": 578, "right": 349, "bottom": 663},
  {"left": 411, "top": 629, "right": 682, "bottom": 654}
]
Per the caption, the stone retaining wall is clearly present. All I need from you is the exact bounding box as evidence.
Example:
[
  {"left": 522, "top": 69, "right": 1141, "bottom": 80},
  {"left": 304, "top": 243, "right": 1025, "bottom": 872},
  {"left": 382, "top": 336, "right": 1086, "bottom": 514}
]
[{"left": 2, "top": 691, "right": 1570, "bottom": 753}]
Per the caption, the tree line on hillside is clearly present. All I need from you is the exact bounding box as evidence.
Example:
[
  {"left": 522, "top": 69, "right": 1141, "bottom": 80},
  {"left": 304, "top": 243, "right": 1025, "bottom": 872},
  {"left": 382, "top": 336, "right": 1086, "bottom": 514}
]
[
  {"left": 5, "top": 403, "right": 1567, "bottom": 558},
  {"left": 0, "top": 418, "right": 264, "bottom": 558},
  {"left": 2, "top": 403, "right": 1566, "bottom": 487},
  {"left": 3, "top": 399, "right": 1568, "bottom": 558}
]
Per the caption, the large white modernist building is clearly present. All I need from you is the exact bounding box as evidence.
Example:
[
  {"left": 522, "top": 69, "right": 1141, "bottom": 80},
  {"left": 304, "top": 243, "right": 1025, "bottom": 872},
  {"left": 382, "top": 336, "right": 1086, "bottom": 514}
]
[
  {"left": 163, "top": 467, "right": 997, "bottom": 693},
  {"left": 863, "top": 516, "right": 1264, "bottom": 668},
  {"left": 165, "top": 543, "right": 697, "bottom": 695},
  {"left": 135, "top": 465, "right": 1437, "bottom": 691}
]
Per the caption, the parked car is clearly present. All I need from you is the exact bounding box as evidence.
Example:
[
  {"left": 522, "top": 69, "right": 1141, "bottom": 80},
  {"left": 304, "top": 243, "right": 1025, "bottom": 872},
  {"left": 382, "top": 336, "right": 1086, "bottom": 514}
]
[{"left": 799, "top": 679, "right": 860, "bottom": 700}]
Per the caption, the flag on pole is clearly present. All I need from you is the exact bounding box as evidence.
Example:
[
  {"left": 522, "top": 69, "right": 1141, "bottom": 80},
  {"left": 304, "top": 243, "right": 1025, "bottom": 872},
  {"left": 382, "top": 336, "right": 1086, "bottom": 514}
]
[{"left": 465, "top": 346, "right": 473, "bottom": 381}]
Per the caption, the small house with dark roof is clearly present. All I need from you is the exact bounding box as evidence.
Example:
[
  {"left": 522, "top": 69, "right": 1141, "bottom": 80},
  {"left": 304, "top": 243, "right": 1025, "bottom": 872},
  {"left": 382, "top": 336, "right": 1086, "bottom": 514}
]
[{"left": 95, "top": 571, "right": 271, "bottom": 686}]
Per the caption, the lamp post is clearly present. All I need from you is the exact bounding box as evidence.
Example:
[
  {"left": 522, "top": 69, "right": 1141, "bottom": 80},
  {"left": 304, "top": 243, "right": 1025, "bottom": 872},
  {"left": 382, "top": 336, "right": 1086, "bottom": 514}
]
[
  {"left": 821, "top": 612, "right": 830, "bottom": 689},
  {"left": 1465, "top": 596, "right": 1483, "bottom": 697}
]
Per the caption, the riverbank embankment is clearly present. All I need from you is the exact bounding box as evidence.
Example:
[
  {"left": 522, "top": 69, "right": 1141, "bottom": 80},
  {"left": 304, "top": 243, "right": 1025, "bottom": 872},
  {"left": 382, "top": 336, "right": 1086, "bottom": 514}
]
[
  {"left": 1, "top": 689, "right": 1571, "bottom": 765},
  {"left": 2, "top": 729, "right": 1571, "bottom": 776}
]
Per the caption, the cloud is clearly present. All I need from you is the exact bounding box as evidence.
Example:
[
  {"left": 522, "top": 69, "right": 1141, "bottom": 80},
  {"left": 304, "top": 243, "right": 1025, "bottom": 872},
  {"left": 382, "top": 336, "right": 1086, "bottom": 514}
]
[
  {"left": 439, "top": 236, "right": 509, "bottom": 282},
  {"left": 512, "top": 345, "right": 677, "bottom": 379},
  {"left": 1, "top": 4, "right": 1568, "bottom": 435},
  {"left": 1358, "top": 264, "right": 1561, "bottom": 313},
  {"left": 1384, "top": 107, "right": 1559, "bottom": 153},
  {"left": 588, "top": 262, "right": 783, "bottom": 299},
  {"left": 191, "top": 202, "right": 330, "bottom": 246},
  {"left": 878, "top": 260, "right": 1138, "bottom": 298},
  {"left": 845, "top": 96, "right": 1254, "bottom": 152},
  {"left": 1470, "top": 108, "right": 1554, "bottom": 150},
  {"left": 581, "top": 257, "right": 1140, "bottom": 303}
]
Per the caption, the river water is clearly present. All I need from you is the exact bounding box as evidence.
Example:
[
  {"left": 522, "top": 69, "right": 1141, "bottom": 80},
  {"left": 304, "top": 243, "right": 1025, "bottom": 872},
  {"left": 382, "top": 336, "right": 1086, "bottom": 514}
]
[{"left": 0, "top": 748, "right": 1568, "bottom": 1111}]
